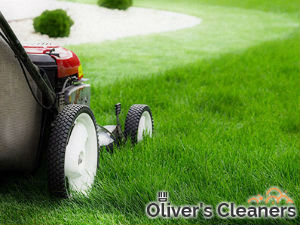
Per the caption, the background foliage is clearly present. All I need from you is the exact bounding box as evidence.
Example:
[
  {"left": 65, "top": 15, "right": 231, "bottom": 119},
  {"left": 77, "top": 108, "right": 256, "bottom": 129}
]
[
  {"left": 33, "top": 9, "right": 74, "bottom": 37},
  {"left": 98, "top": 0, "right": 132, "bottom": 10}
]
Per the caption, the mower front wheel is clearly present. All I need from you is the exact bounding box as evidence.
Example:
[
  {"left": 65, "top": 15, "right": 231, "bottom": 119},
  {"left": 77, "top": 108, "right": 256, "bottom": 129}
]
[
  {"left": 47, "top": 104, "right": 99, "bottom": 198},
  {"left": 124, "top": 104, "right": 153, "bottom": 144}
]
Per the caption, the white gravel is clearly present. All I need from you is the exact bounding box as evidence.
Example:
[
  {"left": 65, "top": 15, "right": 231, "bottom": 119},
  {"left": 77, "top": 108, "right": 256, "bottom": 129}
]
[{"left": 2, "top": 0, "right": 201, "bottom": 45}]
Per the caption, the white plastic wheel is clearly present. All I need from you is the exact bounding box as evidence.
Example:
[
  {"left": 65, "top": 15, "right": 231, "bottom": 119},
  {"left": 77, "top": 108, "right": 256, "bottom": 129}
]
[
  {"left": 125, "top": 104, "right": 153, "bottom": 144},
  {"left": 64, "top": 113, "right": 98, "bottom": 195},
  {"left": 137, "top": 111, "right": 153, "bottom": 142}
]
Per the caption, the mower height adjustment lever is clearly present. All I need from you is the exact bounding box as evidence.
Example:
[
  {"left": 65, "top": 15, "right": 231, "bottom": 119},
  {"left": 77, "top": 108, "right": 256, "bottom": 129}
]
[
  {"left": 115, "top": 103, "right": 121, "bottom": 125},
  {"left": 115, "top": 103, "right": 123, "bottom": 140}
]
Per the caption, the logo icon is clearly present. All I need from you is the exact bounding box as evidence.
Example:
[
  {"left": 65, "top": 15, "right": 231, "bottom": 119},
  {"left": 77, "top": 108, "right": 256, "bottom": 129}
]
[
  {"left": 158, "top": 191, "right": 168, "bottom": 202},
  {"left": 248, "top": 187, "right": 294, "bottom": 205}
]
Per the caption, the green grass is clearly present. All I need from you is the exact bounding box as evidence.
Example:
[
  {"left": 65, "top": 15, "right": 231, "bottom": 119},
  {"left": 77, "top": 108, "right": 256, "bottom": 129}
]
[
  {"left": 65, "top": 1, "right": 298, "bottom": 87},
  {"left": 64, "top": 0, "right": 300, "bottom": 16},
  {"left": 1, "top": 0, "right": 299, "bottom": 224}
]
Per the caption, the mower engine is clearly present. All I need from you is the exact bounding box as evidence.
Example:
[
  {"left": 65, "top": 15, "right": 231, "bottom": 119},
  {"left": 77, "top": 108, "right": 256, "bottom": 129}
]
[{"left": 24, "top": 46, "right": 90, "bottom": 111}]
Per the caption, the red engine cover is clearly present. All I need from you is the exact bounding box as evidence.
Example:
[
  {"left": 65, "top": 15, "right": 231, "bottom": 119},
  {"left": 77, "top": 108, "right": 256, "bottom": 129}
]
[{"left": 24, "top": 46, "right": 82, "bottom": 79}]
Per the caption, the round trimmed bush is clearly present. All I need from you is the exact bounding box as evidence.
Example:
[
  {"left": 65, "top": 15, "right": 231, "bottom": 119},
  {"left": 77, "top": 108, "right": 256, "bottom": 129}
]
[
  {"left": 98, "top": 0, "right": 132, "bottom": 10},
  {"left": 33, "top": 9, "right": 74, "bottom": 38}
]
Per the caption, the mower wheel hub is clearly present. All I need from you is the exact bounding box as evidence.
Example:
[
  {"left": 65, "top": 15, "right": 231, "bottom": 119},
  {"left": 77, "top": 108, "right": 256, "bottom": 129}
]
[
  {"left": 64, "top": 112, "right": 97, "bottom": 194},
  {"left": 137, "top": 111, "right": 153, "bottom": 142}
]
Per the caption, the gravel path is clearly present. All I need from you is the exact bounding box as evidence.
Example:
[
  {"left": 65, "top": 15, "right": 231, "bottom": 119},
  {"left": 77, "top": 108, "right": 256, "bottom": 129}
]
[{"left": 2, "top": 0, "right": 201, "bottom": 45}]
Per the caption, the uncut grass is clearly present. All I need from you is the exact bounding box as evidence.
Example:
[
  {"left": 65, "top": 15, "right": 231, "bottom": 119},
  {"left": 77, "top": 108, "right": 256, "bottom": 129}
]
[
  {"left": 0, "top": 31, "right": 298, "bottom": 224},
  {"left": 90, "top": 31, "right": 300, "bottom": 224}
]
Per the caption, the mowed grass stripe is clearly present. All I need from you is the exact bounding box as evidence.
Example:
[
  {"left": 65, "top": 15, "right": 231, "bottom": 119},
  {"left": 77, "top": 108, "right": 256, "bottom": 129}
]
[{"left": 68, "top": 2, "right": 298, "bottom": 86}]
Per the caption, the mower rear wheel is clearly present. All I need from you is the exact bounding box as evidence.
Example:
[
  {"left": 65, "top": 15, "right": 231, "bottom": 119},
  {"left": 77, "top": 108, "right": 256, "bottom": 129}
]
[
  {"left": 47, "top": 104, "right": 98, "bottom": 198},
  {"left": 124, "top": 104, "right": 153, "bottom": 144}
]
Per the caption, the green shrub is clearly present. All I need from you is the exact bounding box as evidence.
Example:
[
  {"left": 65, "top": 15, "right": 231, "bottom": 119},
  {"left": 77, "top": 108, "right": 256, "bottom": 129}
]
[
  {"left": 98, "top": 0, "right": 133, "bottom": 10},
  {"left": 33, "top": 9, "right": 74, "bottom": 38}
]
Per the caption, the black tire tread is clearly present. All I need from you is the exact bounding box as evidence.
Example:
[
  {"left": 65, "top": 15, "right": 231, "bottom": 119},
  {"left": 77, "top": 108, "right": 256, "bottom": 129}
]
[
  {"left": 47, "top": 104, "right": 98, "bottom": 198},
  {"left": 124, "top": 104, "right": 153, "bottom": 144}
]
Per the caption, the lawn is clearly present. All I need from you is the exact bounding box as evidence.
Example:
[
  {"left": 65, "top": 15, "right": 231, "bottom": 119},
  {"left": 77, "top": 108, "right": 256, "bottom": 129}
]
[{"left": 0, "top": 0, "right": 299, "bottom": 224}]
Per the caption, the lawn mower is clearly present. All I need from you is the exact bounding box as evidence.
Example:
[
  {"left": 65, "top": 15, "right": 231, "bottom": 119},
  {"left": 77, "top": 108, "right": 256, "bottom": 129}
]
[{"left": 0, "top": 12, "right": 153, "bottom": 198}]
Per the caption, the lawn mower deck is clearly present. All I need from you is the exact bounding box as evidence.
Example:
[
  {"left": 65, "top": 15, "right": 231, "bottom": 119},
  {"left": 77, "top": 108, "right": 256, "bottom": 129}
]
[{"left": 0, "top": 11, "right": 153, "bottom": 198}]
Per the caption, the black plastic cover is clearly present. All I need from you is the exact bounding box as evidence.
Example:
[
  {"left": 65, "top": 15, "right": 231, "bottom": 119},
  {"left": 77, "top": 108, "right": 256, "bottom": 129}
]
[{"left": 28, "top": 54, "right": 57, "bottom": 87}]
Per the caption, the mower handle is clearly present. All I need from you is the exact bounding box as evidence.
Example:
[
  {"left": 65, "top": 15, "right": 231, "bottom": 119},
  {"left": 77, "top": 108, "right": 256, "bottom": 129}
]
[{"left": 0, "top": 11, "right": 56, "bottom": 109}]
